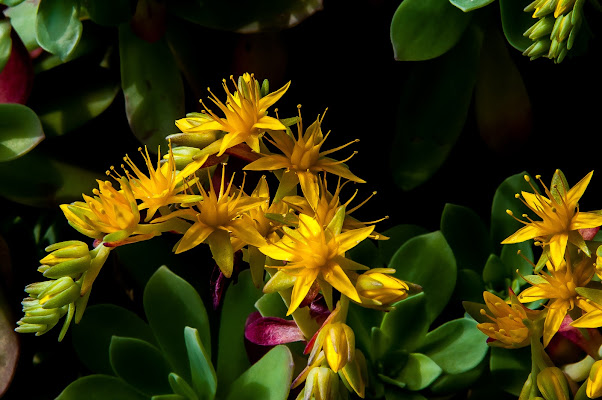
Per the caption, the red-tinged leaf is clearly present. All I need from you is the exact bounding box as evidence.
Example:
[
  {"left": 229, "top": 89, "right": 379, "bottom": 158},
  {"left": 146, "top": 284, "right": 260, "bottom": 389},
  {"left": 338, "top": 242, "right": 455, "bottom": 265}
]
[
  {"left": 0, "top": 31, "right": 32, "bottom": 104},
  {"left": 0, "top": 287, "right": 19, "bottom": 397},
  {"left": 580, "top": 227, "right": 599, "bottom": 241},
  {"left": 309, "top": 296, "right": 330, "bottom": 326},
  {"left": 245, "top": 313, "right": 305, "bottom": 346},
  {"left": 130, "top": 0, "right": 166, "bottom": 43}
]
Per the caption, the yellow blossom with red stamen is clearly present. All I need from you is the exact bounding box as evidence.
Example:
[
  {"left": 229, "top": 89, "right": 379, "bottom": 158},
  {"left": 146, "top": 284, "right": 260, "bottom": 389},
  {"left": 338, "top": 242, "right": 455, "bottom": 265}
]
[
  {"left": 175, "top": 73, "right": 290, "bottom": 156},
  {"left": 502, "top": 170, "right": 602, "bottom": 268}
]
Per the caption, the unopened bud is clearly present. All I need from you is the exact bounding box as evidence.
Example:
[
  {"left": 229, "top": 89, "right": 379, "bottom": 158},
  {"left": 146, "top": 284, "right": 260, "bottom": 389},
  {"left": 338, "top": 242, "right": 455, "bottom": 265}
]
[
  {"left": 537, "top": 367, "right": 570, "bottom": 400},
  {"left": 304, "top": 367, "right": 339, "bottom": 400},
  {"left": 37, "top": 277, "right": 81, "bottom": 309},
  {"left": 39, "top": 240, "right": 91, "bottom": 279},
  {"left": 356, "top": 268, "right": 409, "bottom": 306},
  {"left": 587, "top": 360, "right": 602, "bottom": 399}
]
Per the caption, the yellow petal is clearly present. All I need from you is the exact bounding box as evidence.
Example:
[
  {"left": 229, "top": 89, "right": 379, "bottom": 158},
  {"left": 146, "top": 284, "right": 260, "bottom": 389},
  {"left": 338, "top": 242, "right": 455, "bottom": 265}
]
[
  {"left": 298, "top": 171, "right": 319, "bottom": 211},
  {"left": 318, "top": 159, "right": 365, "bottom": 183},
  {"left": 217, "top": 131, "right": 246, "bottom": 157},
  {"left": 501, "top": 224, "right": 547, "bottom": 244},
  {"left": 287, "top": 268, "right": 319, "bottom": 315},
  {"left": 571, "top": 309, "right": 602, "bottom": 328},
  {"left": 548, "top": 233, "right": 568, "bottom": 268},
  {"left": 322, "top": 262, "right": 361, "bottom": 303},
  {"left": 206, "top": 229, "right": 234, "bottom": 278},
  {"left": 228, "top": 219, "right": 267, "bottom": 248},
  {"left": 253, "top": 115, "right": 286, "bottom": 131},
  {"left": 517, "top": 286, "right": 549, "bottom": 303},
  {"left": 571, "top": 212, "right": 602, "bottom": 230},
  {"left": 337, "top": 226, "right": 375, "bottom": 254},
  {"left": 566, "top": 171, "right": 593, "bottom": 208},
  {"left": 175, "top": 222, "right": 214, "bottom": 254},
  {"left": 259, "top": 242, "right": 295, "bottom": 262},
  {"left": 258, "top": 81, "right": 290, "bottom": 111},
  {"left": 244, "top": 155, "right": 291, "bottom": 171},
  {"left": 543, "top": 301, "right": 569, "bottom": 347},
  {"left": 483, "top": 292, "right": 514, "bottom": 318}
]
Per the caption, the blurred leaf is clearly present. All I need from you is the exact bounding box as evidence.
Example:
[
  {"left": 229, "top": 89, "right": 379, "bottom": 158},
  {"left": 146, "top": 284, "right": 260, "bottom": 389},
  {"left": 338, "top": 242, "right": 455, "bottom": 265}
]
[
  {"left": 0, "top": 31, "right": 33, "bottom": 104},
  {"left": 115, "top": 238, "right": 181, "bottom": 288},
  {"left": 476, "top": 28, "right": 531, "bottom": 152},
  {"left": 217, "top": 270, "right": 262, "bottom": 395},
  {"left": 56, "top": 374, "right": 148, "bottom": 400},
  {"left": 490, "top": 346, "right": 531, "bottom": 395},
  {"left": 35, "top": 0, "right": 82, "bottom": 61},
  {"left": 4, "top": 0, "right": 39, "bottom": 52},
  {"left": 379, "top": 224, "right": 428, "bottom": 266},
  {"left": 381, "top": 292, "right": 429, "bottom": 353},
  {"left": 84, "top": 0, "right": 133, "bottom": 26},
  {"left": 184, "top": 327, "right": 217, "bottom": 400},
  {"left": 390, "top": 231, "right": 457, "bottom": 324},
  {"left": 168, "top": 0, "right": 323, "bottom": 33},
  {"left": 396, "top": 353, "right": 442, "bottom": 391},
  {"left": 152, "top": 396, "right": 186, "bottom": 400},
  {"left": 501, "top": 241, "right": 534, "bottom": 283},
  {"left": 0, "top": 286, "right": 18, "bottom": 398},
  {"left": 119, "top": 23, "right": 184, "bottom": 149},
  {"left": 143, "top": 266, "right": 211, "bottom": 382},
  {"left": 0, "top": 0, "right": 26, "bottom": 6},
  {"left": 450, "top": 0, "right": 495, "bottom": 12},
  {"left": 482, "top": 254, "right": 507, "bottom": 287},
  {"left": 490, "top": 172, "right": 532, "bottom": 250},
  {"left": 429, "top": 361, "right": 486, "bottom": 394},
  {"left": 441, "top": 204, "right": 491, "bottom": 271},
  {"left": 454, "top": 268, "right": 484, "bottom": 303},
  {"left": 110, "top": 336, "right": 172, "bottom": 396},
  {"left": 225, "top": 345, "right": 293, "bottom": 400},
  {"left": 348, "top": 238, "right": 380, "bottom": 268},
  {"left": 72, "top": 304, "right": 156, "bottom": 375},
  {"left": 34, "top": 67, "right": 119, "bottom": 136},
  {"left": 347, "top": 301, "right": 384, "bottom": 356},
  {"left": 390, "top": 28, "right": 481, "bottom": 191},
  {"left": 385, "top": 389, "right": 428, "bottom": 400},
  {"left": 500, "top": 0, "right": 534, "bottom": 51},
  {"left": 418, "top": 318, "right": 488, "bottom": 374},
  {"left": 0, "top": 103, "right": 44, "bottom": 161},
  {"left": 391, "top": 0, "right": 472, "bottom": 61},
  {"left": 0, "top": 20, "right": 11, "bottom": 73}
]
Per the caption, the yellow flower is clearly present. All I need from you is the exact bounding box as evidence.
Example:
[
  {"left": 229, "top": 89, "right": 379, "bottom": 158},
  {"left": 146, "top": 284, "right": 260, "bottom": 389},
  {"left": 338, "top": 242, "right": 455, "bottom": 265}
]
[
  {"left": 111, "top": 145, "right": 208, "bottom": 222},
  {"left": 153, "top": 167, "right": 267, "bottom": 277},
  {"left": 588, "top": 360, "right": 602, "bottom": 399},
  {"left": 502, "top": 171, "right": 602, "bottom": 268},
  {"left": 175, "top": 73, "right": 290, "bottom": 156},
  {"left": 259, "top": 211, "right": 373, "bottom": 315},
  {"left": 518, "top": 256, "right": 593, "bottom": 347},
  {"left": 244, "top": 111, "right": 365, "bottom": 209},
  {"left": 355, "top": 268, "right": 409, "bottom": 307},
  {"left": 476, "top": 291, "right": 540, "bottom": 348}
]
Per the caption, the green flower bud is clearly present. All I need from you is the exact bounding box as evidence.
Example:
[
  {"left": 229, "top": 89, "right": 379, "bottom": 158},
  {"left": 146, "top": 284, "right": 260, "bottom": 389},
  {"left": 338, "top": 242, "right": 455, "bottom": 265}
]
[
  {"left": 38, "top": 277, "right": 81, "bottom": 309},
  {"left": 587, "top": 360, "right": 602, "bottom": 399},
  {"left": 524, "top": 17, "right": 555, "bottom": 40},
  {"left": 16, "top": 298, "right": 67, "bottom": 336},
  {"left": 304, "top": 367, "right": 339, "bottom": 400},
  {"left": 537, "top": 367, "right": 570, "bottom": 400},
  {"left": 39, "top": 240, "right": 91, "bottom": 279},
  {"left": 165, "top": 130, "right": 219, "bottom": 150}
]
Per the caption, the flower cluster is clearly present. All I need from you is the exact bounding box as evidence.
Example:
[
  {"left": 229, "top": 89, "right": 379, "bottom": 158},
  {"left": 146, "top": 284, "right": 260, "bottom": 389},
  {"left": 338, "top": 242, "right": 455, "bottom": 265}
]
[{"left": 16, "top": 73, "right": 414, "bottom": 400}]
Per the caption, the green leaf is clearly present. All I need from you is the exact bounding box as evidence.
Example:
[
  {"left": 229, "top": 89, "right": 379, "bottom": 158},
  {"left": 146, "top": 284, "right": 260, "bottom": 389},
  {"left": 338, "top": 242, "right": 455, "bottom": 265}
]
[
  {"left": 348, "top": 238, "right": 380, "bottom": 268},
  {"left": 119, "top": 24, "right": 184, "bottom": 149},
  {"left": 490, "top": 346, "right": 531, "bottom": 396},
  {"left": 255, "top": 292, "right": 287, "bottom": 319},
  {"left": 217, "top": 270, "right": 262, "bottom": 395},
  {"left": 491, "top": 172, "right": 532, "bottom": 249},
  {"left": 110, "top": 336, "right": 172, "bottom": 396},
  {"left": 4, "top": 0, "right": 39, "bottom": 52},
  {"left": 450, "top": 0, "right": 495, "bottom": 11},
  {"left": 391, "top": 0, "right": 472, "bottom": 61},
  {"left": 429, "top": 361, "right": 486, "bottom": 394},
  {"left": 441, "top": 204, "right": 491, "bottom": 271},
  {"left": 381, "top": 292, "right": 429, "bottom": 353},
  {"left": 385, "top": 389, "right": 428, "bottom": 400},
  {"left": 56, "top": 375, "right": 148, "bottom": 400},
  {"left": 152, "top": 396, "right": 187, "bottom": 400},
  {"left": 500, "top": 0, "right": 535, "bottom": 51},
  {"left": 169, "top": 373, "right": 198, "bottom": 400},
  {"left": 184, "top": 327, "right": 217, "bottom": 400},
  {"left": 0, "top": 20, "right": 11, "bottom": 73},
  {"left": 85, "top": 0, "right": 133, "bottom": 26},
  {"left": 500, "top": 241, "right": 534, "bottom": 283},
  {"left": 0, "top": 103, "right": 44, "bottom": 162},
  {"left": 72, "top": 304, "right": 156, "bottom": 375},
  {"left": 454, "top": 268, "right": 485, "bottom": 303},
  {"left": 575, "top": 287, "right": 602, "bottom": 305},
  {"left": 396, "top": 353, "right": 442, "bottom": 391},
  {"left": 390, "top": 231, "right": 457, "bottom": 324},
  {"left": 35, "top": 0, "right": 82, "bottom": 61},
  {"left": 34, "top": 66, "right": 119, "bottom": 136},
  {"left": 0, "top": 286, "right": 18, "bottom": 397},
  {"left": 347, "top": 301, "right": 384, "bottom": 355},
  {"left": 418, "top": 318, "right": 488, "bottom": 375},
  {"left": 482, "top": 254, "right": 507, "bottom": 287},
  {"left": 390, "top": 27, "right": 481, "bottom": 191},
  {"left": 143, "top": 266, "right": 211, "bottom": 382},
  {"left": 379, "top": 224, "right": 428, "bottom": 266},
  {"left": 0, "top": 0, "right": 26, "bottom": 6},
  {"left": 225, "top": 345, "right": 293, "bottom": 400}
]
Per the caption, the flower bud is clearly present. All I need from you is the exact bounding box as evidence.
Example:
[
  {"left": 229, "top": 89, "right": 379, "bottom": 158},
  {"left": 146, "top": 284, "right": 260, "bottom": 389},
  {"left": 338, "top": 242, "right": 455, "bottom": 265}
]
[
  {"left": 39, "top": 240, "right": 91, "bottom": 279},
  {"left": 356, "top": 268, "right": 408, "bottom": 306},
  {"left": 319, "top": 322, "right": 355, "bottom": 373},
  {"left": 15, "top": 298, "right": 67, "bottom": 336},
  {"left": 167, "top": 126, "right": 219, "bottom": 149},
  {"left": 37, "top": 277, "right": 81, "bottom": 309},
  {"left": 163, "top": 145, "right": 205, "bottom": 170},
  {"left": 537, "top": 367, "right": 570, "bottom": 400},
  {"left": 303, "top": 367, "right": 339, "bottom": 400},
  {"left": 587, "top": 360, "right": 602, "bottom": 399}
]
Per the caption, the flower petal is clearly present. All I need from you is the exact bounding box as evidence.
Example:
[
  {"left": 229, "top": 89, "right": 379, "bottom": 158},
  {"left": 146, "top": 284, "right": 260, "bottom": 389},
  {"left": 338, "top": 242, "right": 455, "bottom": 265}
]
[
  {"left": 175, "top": 222, "right": 214, "bottom": 253},
  {"left": 288, "top": 269, "right": 319, "bottom": 316},
  {"left": 244, "top": 155, "right": 291, "bottom": 171},
  {"left": 571, "top": 212, "right": 602, "bottom": 230},
  {"left": 206, "top": 229, "right": 234, "bottom": 277},
  {"left": 548, "top": 233, "right": 568, "bottom": 268},
  {"left": 322, "top": 262, "right": 361, "bottom": 303},
  {"left": 501, "top": 224, "right": 547, "bottom": 244},
  {"left": 337, "top": 226, "right": 375, "bottom": 254},
  {"left": 543, "top": 301, "right": 569, "bottom": 347},
  {"left": 566, "top": 171, "right": 593, "bottom": 207}
]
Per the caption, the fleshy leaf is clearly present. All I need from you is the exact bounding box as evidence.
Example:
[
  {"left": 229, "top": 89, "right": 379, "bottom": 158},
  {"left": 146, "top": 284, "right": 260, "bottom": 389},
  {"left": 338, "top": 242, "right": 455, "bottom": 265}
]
[
  {"left": 379, "top": 224, "right": 428, "bottom": 267},
  {"left": 245, "top": 315, "right": 305, "bottom": 346},
  {"left": 0, "top": 103, "right": 44, "bottom": 161},
  {"left": 143, "top": 266, "right": 211, "bottom": 382},
  {"left": 395, "top": 353, "right": 442, "bottom": 391},
  {"left": 380, "top": 292, "right": 429, "bottom": 353},
  {"left": 500, "top": 0, "right": 535, "bottom": 51},
  {"left": 35, "top": 0, "right": 82, "bottom": 61},
  {"left": 482, "top": 254, "right": 507, "bottom": 288},
  {"left": 224, "top": 345, "right": 293, "bottom": 400},
  {"left": 4, "top": 0, "right": 39, "bottom": 52},
  {"left": 490, "top": 346, "right": 531, "bottom": 396},
  {"left": 450, "top": 0, "right": 495, "bottom": 12},
  {"left": 255, "top": 292, "right": 288, "bottom": 319},
  {"left": 491, "top": 172, "right": 532, "bottom": 250},
  {"left": 55, "top": 374, "right": 148, "bottom": 400},
  {"left": 0, "top": 20, "right": 11, "bottom": 73},
  {"left": 109, "top": 336, "right": 172, "bottom": 396},
  {"left": 184, "top": 326, "right": 217, "bottom": 400},
  {"left": 86, "top": 0, "right": 133, "bottom": 26}
]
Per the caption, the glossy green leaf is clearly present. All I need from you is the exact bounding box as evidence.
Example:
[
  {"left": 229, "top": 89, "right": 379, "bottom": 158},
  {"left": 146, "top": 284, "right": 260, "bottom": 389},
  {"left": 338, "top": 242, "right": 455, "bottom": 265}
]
[
  {"left": 482, "top": 254, "right": 507, "bottom": 287},
  {"left": 0, "top": 103, "right": 44, "bottom": 162},
  {"left": 0, "top": 0, "right": 26, "bottom": 6},
  {"left": 390, "top": 231, "right": 457, "bottom": 324},
  {"left": 143, "top": 266, "right": 211, "bottom": 382},
  {"left": 225, "top": 345, "right": 293, "bottom": 400},
  {"left": 56, "top": 374, "right": 148, "bottom": 400},
  {"left": 379, "top": 224, "right": 428, "bottom": 266},
  {"left": 490, "top": 172, "right": 532, "bottom": 250},
  {"left": 255, "top": 292, "right": 287, "bottom": 319},
  {"left": 500, "top": 0, "right": 535, "bottom": 51},
  {"left": 475, "top": 28, "right": 531, "bottom": 152},
  {"left": 72, "top": 304, "right": 156, "bottom": 375},
  {"left": 490, "top": 346, "right": 531, "bottom": 396},
  {"left": 390, "top": 28, "right": 481, "bottom": 191},
  {"left": 391, "top": 0, "right": 472, "bottom": 61},
  {"left": 217, "top": 270, "right": 262, "bottom": 394},
  {"left": 119, "top": 24, "right": 184, "bottom": 150},
  {"left": 454, "top": 268, "right": 484, "bottom": 303},
  {"left": 169, "top": 373, "right": 198, "bottom": 400},
  {"left": 35, "top": 0, "right": 82, "bottom": 61},
  {"left": 34, "top": 67, "right": 119, "bottom": 136},
  {"left": 85, "top": 0, "right": 133, "bottom": 26},
  {"left": 418, "top": 318, "right": 488, "bottom": 374},
  {"left": 575, "top": 287, "right": 602, "bottom": 304},
  {"left": 381, "top": 293, "right": 429, "bottom": 353},
  {"left": 110, "top": 336, "right": 171, "bottom": 396},
  {"left": 347, "top": 301, "right": 384, "bottom": 355},
  {"left": 184, "top": 327, "right": 217, "bottom": 400},
  {"left": 396, "top": 353, "right": 442, "bottom": 391},
  {"left": 501, "top": 241, "right": 534, "bottom": 283},
  {"left": 0, "top": 20, "right": 11, "bottom": 73},
  {"left": 441, "top": 204, "right": 491, "bottom": 271},
  {"left": 429, "top": 361, "right": 486, "bottom": 394},
  {"left": 4, "top": 0, "right": 39, "bottom": 52},
  {"left": 0, "top": 286, "right": 18, "bottom": 397},
  {"left": 450, "top": 0, "right": 495, "bottom": 11},
  {"left": 348, "top": 238, "right": 380, "bottom": 268}
]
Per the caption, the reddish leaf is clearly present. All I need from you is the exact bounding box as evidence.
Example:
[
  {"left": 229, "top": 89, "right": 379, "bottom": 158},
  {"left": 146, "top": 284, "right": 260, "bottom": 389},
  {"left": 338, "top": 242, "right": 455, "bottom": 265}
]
[
  {"left": 0, "top": 31, "right": 33, "bottom": 104},
  {"left": 245, "top": 313, "right": 305, "bottom": 346}
]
